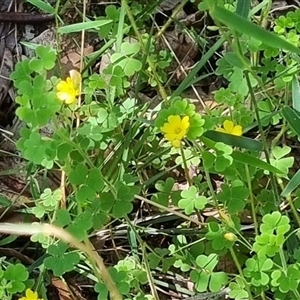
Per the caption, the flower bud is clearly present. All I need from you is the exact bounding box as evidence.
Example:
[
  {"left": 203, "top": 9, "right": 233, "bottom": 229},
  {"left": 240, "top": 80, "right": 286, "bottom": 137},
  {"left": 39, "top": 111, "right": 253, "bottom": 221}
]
[{"left": 224, "top": 232, "right": 237, "bottom": 242}]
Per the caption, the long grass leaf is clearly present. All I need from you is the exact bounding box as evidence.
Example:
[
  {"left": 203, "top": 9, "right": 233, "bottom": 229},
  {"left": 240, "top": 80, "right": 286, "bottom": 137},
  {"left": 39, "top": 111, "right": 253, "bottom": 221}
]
[
  {"left": 281, "top": 106, "right": 300, "bottom": 136},
  {"left": 58, "top": 20, "right": 112, "bottom": 34},
  {"left": 171, "top": 37, "right": 225, "bottom": 97},
  {"left": 236, "top": 0, "right": 251, "bottom": 18},
  {"left": 232, "top": 152, "right": 283, "bottom": 174},
  {"left": 26, "top": 0, "right": 55, "bottom": 14},
  {"left": 211, "top": 6, "right": 300, "bottom": 55},
  {"left": 281, "top": 169, "right": 300, "bottom": 197},
  {"left": 203, "top": 131, "right": 263, "bottom": 151},
  {"left": 292, "top": 75, "right": 300, "bottom": 112}
]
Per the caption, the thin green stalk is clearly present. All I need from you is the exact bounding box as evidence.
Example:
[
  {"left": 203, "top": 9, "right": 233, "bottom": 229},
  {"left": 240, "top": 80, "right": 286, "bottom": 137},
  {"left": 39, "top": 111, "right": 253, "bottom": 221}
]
[
  {"left": 271, "top": 118, "right": 286, "bottom": 148},
  {"left": 142, "top": 243, "right": 160, "bottom": 300},
  {"left": 121, "top": 0, "right": 168, "bottom": 101},
  {"left": 271, "top": 81, "right": 289, "bottom": 148},
  {"left": 245, "top": 164, "right": 258, "bottom": 236},
  {"left": 279, "top": 248, "right": 288, "bottom": 273},
  {"left": 180, "top": 146, "right": 192, "bottom": 186},
  {"left": 277, "top": 178, "right": 300, "bottom": 227},
  {"left": 229, "top": 248, "right": 254, "bottom": 300},
  {"left": 203, "top": 165, "right": 219, "bottom": 210},
  {"left": 156, "top": 0, "right": 190, "bottom": 39},
  {"left": 134, "top": 194, "right": 206, "bottom": 226},
  {"left": 244, "top": 71, "right": 280, "bottom": 205},
  {"left": 260, "top": 290, "right": 267, "bottom": 300},
  {"left": 293, "top": 289, "right": 300, "bottom": 299}
]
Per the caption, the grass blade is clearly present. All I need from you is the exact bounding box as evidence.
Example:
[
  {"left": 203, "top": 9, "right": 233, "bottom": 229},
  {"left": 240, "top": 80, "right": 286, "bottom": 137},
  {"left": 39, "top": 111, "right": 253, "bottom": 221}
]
[
  {"left": 171, "top": 37, "right": 225, "bottom": 97},
  {"left": 292, "top": 75, "right": 300, "bottom": 112},
  {"left": 211, "top": 6, "right": 300, "bottom": 55},
  {"left": 26, "top": 0, "right": 55, "bottom": 14},
  {"left": 203, "top": 131, "right": 263, "bottom": 151},
  {"left": 236, "top": 0, "right": 251, "bottom": 18},
  {"left": 281, "top": 106, "right": 300, "bottom": 136},
  {"left": 281, "top": 170, "right": 300, "bottom": 197},
  {"left": 232, "top": 152, "right": 283, "bottom": 175},
  {"left": 58, "top": 20, "right": 112, "bottom": 34}
]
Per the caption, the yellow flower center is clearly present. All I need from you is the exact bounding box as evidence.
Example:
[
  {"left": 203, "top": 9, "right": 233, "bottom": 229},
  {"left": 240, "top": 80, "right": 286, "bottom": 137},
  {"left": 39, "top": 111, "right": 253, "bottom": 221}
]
[{"left": 174, "top": 127, "right": 182, "bottom": 134}]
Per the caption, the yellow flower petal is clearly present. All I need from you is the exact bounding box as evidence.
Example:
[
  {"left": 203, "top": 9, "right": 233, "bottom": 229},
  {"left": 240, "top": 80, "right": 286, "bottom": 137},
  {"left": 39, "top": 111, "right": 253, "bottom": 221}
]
[
  {"left": 215, "top": 127, "right": 226, "bottom": 133},
  {"left": 18, "top": 288, "right": 42, "bottom": 300},
  {"left": 175, "top": 129, "right": 187, "bottom": 140},
  {"left": 56, "top": 92, "right": 75, "bottom": 104},
  {"left": 69, "top": 69, "right": 82, "bottom": 89},
  {"left": 231, "top": 125, "right": 242, "bottom": 136},
  {"left": 161, "top": 123, "right": 174, "bottom": 134},
  {"left": 223, "top": 120, "right": 234, "bottom": 133},
  {"left": 216, "top": 120, "right": 243, "bottom": 136},
  {"left": 165, "top": 133, "right": 178, "bottom": 141},
  {"left": 56, "top": 80, "right": 70, "bottom": 92},
  {"left": 181, "top": 116, "right": 190, "bottom": 129},
  {"left": 27, "top": 289, "right": 38, "bottom": 299},
  {"left": 167, "top": 115, "right": 181, "bottom": 127}
]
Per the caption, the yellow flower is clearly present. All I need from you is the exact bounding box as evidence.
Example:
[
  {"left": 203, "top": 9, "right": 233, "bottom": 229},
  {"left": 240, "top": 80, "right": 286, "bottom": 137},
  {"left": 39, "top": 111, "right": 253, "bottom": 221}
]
[
  {"left": 216, "top": 120, "right": 242, "bottom": 136},
  {"left": 161, "top": 115, "right": 190, "bottom": 148},
  {"left": 56, "top": 70, "right": 81, "bottom": 104},
  {"left": 19, "top": 289, "right": 43, "bottom": 300}
]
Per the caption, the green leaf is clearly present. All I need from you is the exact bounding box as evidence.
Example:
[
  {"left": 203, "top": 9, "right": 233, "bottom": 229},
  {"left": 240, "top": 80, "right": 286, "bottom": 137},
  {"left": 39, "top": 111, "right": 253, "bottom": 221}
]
[
  {"left": 86, "top": 169, "right": 104, "bottom": 192},
  {"left": 44, "top": 242, "right": 80, "bottom": 276},
  {"left": 112, "top": 200, "right": 133, "bottom": 218},
  {"left": 58, "top": 20, "right": 113, "bottom": 34},
  {"left": 281, "top": 106, "right": 300, "bottom": 136},
  {"left": 69, "top": 164, "right": 88, "bottom": 185},
  {"left": 26, "top": 0, "right": 55, "bottom": 13},
  {"left": 202, "top": 131, "right": 263, "bottom": 151},
  {"left": 281, "top": 169, "right": 300, "bottom": 197},
  {"left": 5, "top": 264, "right": 28, "bottom": 282},
  {"left": 36, "top": 46, "right": 56, "bottom": 70},
  {"left": 292, "top": 75, "right": 300, "bottom": 112},
  {"left": 223, "top": 52, "right": 246, "bottom": 69},
  {"left": 178, "top": 186, "right": 208, "bottom": 215},
  {"left": 232, "top": 152, "right": 284, "bottom": 174},
  {"left": 0, "top": 194, "right": 11, "bottom": 207},
  {"left": 217, "top": 184, "right": 249, "bottom": 214},
  {"left": 272, "top": 145, "right": 291, "bottom": 159},
  {"left": 210, "top": 272, "right": 228, "bottom": 292},
  {"left": 236, "top": 0, "right": 250, "bottom": 18},
  {"left": 210, "top": 6, "right": 300, "bottom": 55},
  {"left": 4, "top": 263, "right": 29, "bottom": 293},
  {"left": 172, "top": 37, "right": 225, "bottom": 97},
  {"left": 54, "top": 209, "right": 72, "bottom": 227},
  {"left": 95, "top": 282, "right": 108, "bottom": 300},
  {"left": 192, "top": 253, "right": 228, "bottom": 292},
  {"left": 68, "top": 211, "right": 93, "bottom": 241}
]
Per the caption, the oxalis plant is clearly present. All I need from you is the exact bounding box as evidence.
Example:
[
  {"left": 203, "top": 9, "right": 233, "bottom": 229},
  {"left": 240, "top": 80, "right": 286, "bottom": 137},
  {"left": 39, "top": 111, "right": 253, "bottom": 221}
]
[{"left": 3, "top": 0, "right": 300, "bottom": 299}]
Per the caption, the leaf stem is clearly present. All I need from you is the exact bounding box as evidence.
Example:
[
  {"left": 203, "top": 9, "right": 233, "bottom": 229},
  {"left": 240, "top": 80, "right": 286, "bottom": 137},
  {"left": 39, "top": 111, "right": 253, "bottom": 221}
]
[
  {"left": 229, "top": 247, "right": 254, "bottom": 300},
  {"left": 245, "top": 164, "right": 258, "bottom": 236}
]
